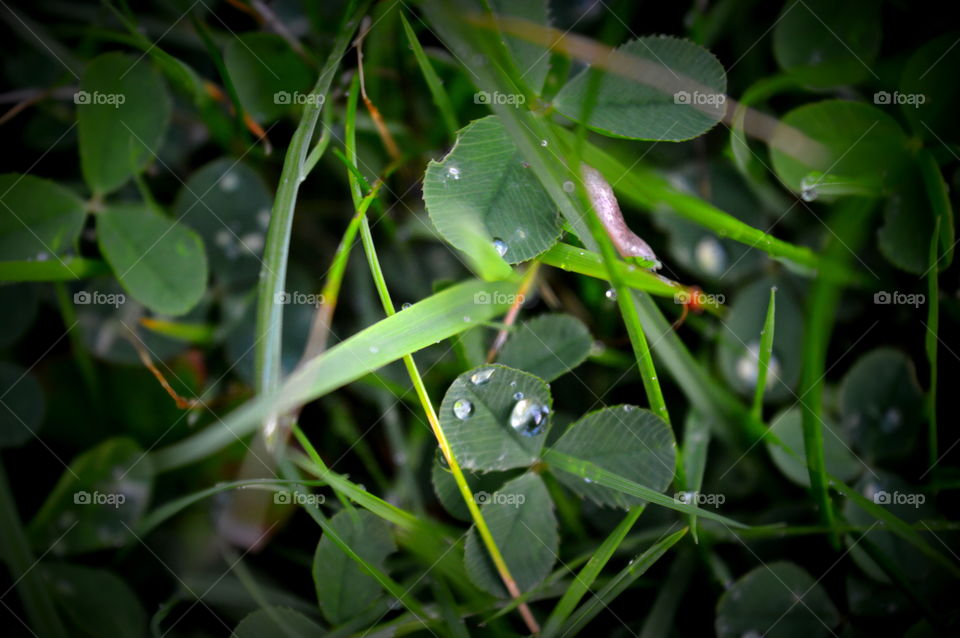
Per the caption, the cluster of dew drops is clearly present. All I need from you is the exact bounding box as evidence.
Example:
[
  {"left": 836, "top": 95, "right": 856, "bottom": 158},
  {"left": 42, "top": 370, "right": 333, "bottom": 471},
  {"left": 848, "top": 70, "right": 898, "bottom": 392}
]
[{"left": 451, "top": 368, "right": 549, "bottom": 437}]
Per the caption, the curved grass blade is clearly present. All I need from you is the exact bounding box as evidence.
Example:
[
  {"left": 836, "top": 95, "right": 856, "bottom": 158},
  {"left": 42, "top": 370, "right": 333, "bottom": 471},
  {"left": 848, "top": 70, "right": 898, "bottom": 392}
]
[
  {"left": 542, "top": 449, "right": 746, "bottom": 527},
  {"left": 150, "top": 279, "right": 518, "bottom": 470}
]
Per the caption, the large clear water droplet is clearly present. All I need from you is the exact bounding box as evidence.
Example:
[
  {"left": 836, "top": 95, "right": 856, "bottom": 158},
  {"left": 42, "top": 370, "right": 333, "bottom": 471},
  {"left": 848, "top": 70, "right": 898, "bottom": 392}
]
[
  {"left": 470, "top": 368, "right": 494, "bottom": 385},
  {"left": 453, "top": 399, "right": 473, "bottom": 420},
  {"left": 492, "top": 238, "right": 508, "bottom": 257},
  {"left": 510, "top": 398, "right": 548, "bottom": 436}
]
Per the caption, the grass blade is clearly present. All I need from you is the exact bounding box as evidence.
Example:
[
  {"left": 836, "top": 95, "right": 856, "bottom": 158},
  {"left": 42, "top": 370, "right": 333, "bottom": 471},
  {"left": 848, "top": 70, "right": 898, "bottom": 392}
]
[
  {"left": 399, "top": 11, "right": 459, "bottom": 138},
  {"left": 541, "top": 506, "right": 645, "bottom": 638},
  {"left": 751, "top": 286, "right": 777, "bottom": 418},
  {"left": 926, "top": 216, "right": 941, "bottom": 466},
  {"left": 150, "top": 279, "right": 518, "bottom": 470},
  {"left": 559, "top": 527, "right": 688, "bottom": 636},
  {"left": 0, "top": 257, "right": 109, "bottom": 281},
  {"left": 542, "top": 449, "right": 746, "bottom": 527}
]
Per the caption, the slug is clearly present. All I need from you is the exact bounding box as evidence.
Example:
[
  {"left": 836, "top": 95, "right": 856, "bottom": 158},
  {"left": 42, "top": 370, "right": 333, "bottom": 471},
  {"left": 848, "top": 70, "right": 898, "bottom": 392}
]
[{"left": 582, "top": 163, "right": 661, "bottom": 269}]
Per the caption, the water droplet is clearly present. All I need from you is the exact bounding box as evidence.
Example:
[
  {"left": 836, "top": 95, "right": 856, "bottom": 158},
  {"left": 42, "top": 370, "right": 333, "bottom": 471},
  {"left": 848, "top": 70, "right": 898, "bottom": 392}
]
[
  {"left": 540, "top": 139, "right": 548, "bottom": 147},
  {"left": 453, "top": 399, "right": 473, "bottom": 420},
  {"left": 605, "top": 288, "right": 618, "bottom": 301},
  {"left": 447, "top": 166, "right": 461, "bottom": 180},
  {"left": 463, "top": 315, "right": 471, "bottom": 322},
  {"left": 694, "top": 236, "right": 727, "bottom": 275},
  {"left": 239, "top": 232, "right": 264, "bottom": 253},
  {"left": 583, "top": 477, "right": 593, "bottom": 484},
  {"left": 257, "top": 209, "right": 271, "bottom": 228},
  {"left": 590, "top": 340, "right": 606, "bottom": 356},
  {"left": 493, "top": 238, "right": 508, "bottom": 257},
  {"left": 563, "top": 180, "right": 575, "bottom": 193},
  {"left": 369, "top": 345, "right": 380, "bottom": 354},
  {"left": 401, "top": 302, "right": 412, "bottom": 310},
  {"left": 435, "top": 447, "right": 450, "bottom": 469},
  {"left": 35, "top": 251, "right": 49, "bottom": 261},
  {"left": 521, "top": 161, "right": 530, "bottom": 168},
  {"left": 799, "top": 174, "right": 822, "bottom": 202},
  {"left": 509, "top": 398, "right": 548, "bottom": 436},
  {"left": 513, "top": 391, "right": 524, "bottom": 400},
  {"left": 215, "top": 229, "right": 232, "bottom": 247},
  {"left": 515, "top": 228, "right": 527, "bottom": 240},
  {"left": 471, "top": 368, "right": 494, "bottom": 385},
  {"left": 220, "top": 172, "right": 239, "bottom": 192}
]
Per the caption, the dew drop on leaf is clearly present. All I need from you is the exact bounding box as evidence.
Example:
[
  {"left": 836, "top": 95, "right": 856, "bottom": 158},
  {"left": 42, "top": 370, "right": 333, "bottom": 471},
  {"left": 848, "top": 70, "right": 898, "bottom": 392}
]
[
  {"left": 453, "top": 398, "right": 473, "bottom": 420},
  {"left": 563, "top": 180, "right": 575, "bottom": 193},
  {"left": 470, "top": 368, "right": 494, "bottom": 385},
  {"left": 513, "top": 392, "right": 524, "bottom": 400},
  {"left": 605, "top": 288, "right": 618, "bottom": 300},
  {"left": 492, "top": 238, "right": 508, "bottom": 257},
  {"left": 509, "top": 398, "right": 548, "bottom": 436}
]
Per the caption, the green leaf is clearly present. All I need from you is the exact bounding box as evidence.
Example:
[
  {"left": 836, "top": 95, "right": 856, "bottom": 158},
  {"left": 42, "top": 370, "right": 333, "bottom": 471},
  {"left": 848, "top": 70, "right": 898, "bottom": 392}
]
[
  {"left": 0, "top": 174, "right": 86, "bottom": 261},
  {"left": 0, "top": 362, "right": 45, "bottom": 449},
  {"left": 497, "top": 313, "right": 592, "bottom": 381},
  {"left": 878, "top": 164, "right": 938, "bottom": 275},
  {"left": 716, "top": 562, "right": 840, "bottom": 638},
  {"left": 233, "top": 607, "right": 324, "bottom": 637},
  {"left": 440, "top": 364, "right": 553, "bottom": 471},
  {"left": 772, "top": 0, "right": 881, "bottom": 86},
  {"left": 549, "top": 406, "right": 676, "bottom": 509},
  {"left": 464, "top": 472, "right": 557, "bottom": 596},
  {"left": 77, "top": 52, "right": 171, "bottom": 195},
  {"left": 766, "top": 407, "right": 862, "bottom": 487},
  {"left": 553, "top": 36, "right": 727, "bottom": 141},
  {"left": 96, "top": 204, "right": 208, "bottom": 316},
  {"left": 313, "top": 509, "right": 396, "bottom": 624},
  {"left": 223, "top": 33, "right": 314, "bottom": 123},
  {"left": 839, "top": 348, "right": 925, "bottom": 462},
  {"left": 489, "top": 0, "right": 551, "bottom": 94},
  {"left": 28, "top": 437, "right": 153, "bottom": 555},
  {"left": 431, "top": 455, "right": 517, "bottom": 521},
  {"left": 42, "top": 563, "right": 147, "bottom": 638},
  {"left": 152, "top": 279, "right": 519, "bottom": 470},
  {"left": 423, "top": 115, "right": 561, "bottom": 266},
  {"left": 899, "top": 32, "right": 960, "bottom": 144},
  {"left": 717, "top": 277, "right": 802, "bottom": 402},
  {"left": 173, "top": 157, "right": 272, "bottom": 291},
  {"left": 769, "top": 100, "right": 909, "bottom": 196}
]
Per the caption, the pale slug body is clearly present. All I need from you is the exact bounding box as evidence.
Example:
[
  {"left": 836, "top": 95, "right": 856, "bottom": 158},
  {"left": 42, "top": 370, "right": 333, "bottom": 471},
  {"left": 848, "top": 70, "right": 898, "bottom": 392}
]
[{"left": 582, "top": 164, "right": 661, "bottom": 269}]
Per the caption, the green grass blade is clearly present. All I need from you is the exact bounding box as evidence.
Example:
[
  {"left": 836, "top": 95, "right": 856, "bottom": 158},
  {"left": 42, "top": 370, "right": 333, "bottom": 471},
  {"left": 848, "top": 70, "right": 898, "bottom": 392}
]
[
  {"left": 638, "top": 548, "right": 695, "bottom": 638},
  {"left": 559, "top": 527, "right": 689, "bottom": 636},
  {"left": 150, "top": 279, "right": 518, "bottom": 470},
  {"left": 681, "top": 412, "right": 711, "bottom": 542},
  {"left": 542, "top": 449, "right": 746, "bottom": 527},
  {"left": 254, "top": 0, "right": 368, "bottom": 398},
  {"left": 918, "top": 149, "right": 954, "bottom": 268},
  {"left": 399, "top": 11, "right": 459, "bottom": 138},
  {"left": 800, "top": 199, "right": 875, "bottom": 546},
  {"left": 541, "top": 506, "right": 645, "bottom": 638},
  {"left": 751, "top": 286, "right": 777, "bottom": 418}
]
